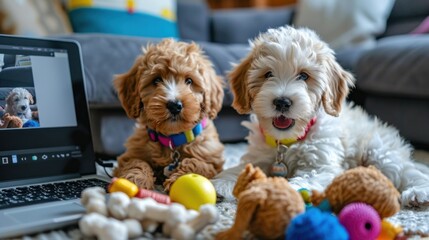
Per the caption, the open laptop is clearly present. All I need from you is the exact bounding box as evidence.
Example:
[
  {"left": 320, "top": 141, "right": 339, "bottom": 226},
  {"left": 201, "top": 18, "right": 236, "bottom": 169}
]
[{"left": 0, "top": 35, "right": 110, "bottom": 238}]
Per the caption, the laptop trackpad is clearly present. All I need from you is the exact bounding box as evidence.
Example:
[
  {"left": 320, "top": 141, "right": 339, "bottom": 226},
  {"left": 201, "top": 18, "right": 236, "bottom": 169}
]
[{"left": 5, "top": 201, "right": 85, "bottom": 224}]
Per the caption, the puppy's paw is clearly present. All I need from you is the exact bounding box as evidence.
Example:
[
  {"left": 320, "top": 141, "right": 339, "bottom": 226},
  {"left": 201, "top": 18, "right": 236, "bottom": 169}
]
[
  {"left": 401, "top": 184, "right": 429, "bottom": 207},
  {"left": 287, "top": 175, "right": 326, "bottom": 192},
  {"left": 215, "top": 229, "right": 242, "bottom": 240},
  {"left": 163, "top": 177, "right": 177, "bottom": 192},
  {"left": 210, "top": 179, "right": 236, "bottom": 201},
  {"left": 122, "top": 170, "right": 155, "bottom": 190}
]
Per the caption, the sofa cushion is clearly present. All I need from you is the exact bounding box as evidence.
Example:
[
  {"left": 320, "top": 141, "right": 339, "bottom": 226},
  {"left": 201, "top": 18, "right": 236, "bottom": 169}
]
[
  {"left": 388, "top": 0, "right": 429, "bottom": 21},
  {"left": 61, "top": 34, "right": 249, "bottom": 107},
  {"left": 60, "top": 34, "right": 159, "bottom": 106},
  {"left": 195, "top": 42, "right": 249, "bottom": 106},
  {"left": 356, "top": 35, "right": 429, "bottom": 99},
  {"left": 211, "top": 7, "right": 294, "bottom": 44},
  {"left": 335, "top": 45, "right": 372, "bottom": 72},
  {"left": 177, "top": 0, "right": 210, "bottom": 41},
  {"left": 363, "top": 97, "right": 429, "bottom": 146}
]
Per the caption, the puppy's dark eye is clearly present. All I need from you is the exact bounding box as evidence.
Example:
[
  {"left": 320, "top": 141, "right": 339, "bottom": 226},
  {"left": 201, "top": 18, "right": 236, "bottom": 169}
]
[
  {"left": 185, "top": 78, "right": 193, "bottom": 85},
  {"left": 264, "top": 71, "right": 273, "bottom": 79},
  {"left": 15, "top": 98, "right": 19, "bottom": 102},
  {"left": 297, "top": 72, "right": 309, "bottom": 81},
  {"left": 152, "top": 77, "right": 163, "bottom": 85}
]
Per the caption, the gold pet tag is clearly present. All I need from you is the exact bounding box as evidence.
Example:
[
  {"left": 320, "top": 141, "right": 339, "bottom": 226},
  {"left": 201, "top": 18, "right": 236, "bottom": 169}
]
[{"left": 270, "top": 144, "right": 288, "bottom": 177}]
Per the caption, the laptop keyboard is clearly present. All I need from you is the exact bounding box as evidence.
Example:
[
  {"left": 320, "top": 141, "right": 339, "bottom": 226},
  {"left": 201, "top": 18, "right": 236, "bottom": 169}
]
[{"left": 0, "top": 179, "right": 108, "bottom": 210}]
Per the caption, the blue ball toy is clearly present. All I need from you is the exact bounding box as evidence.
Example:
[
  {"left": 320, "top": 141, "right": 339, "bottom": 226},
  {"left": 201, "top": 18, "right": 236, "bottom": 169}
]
[
  {"left": 285, "top": 208, "right": 348, "bottom": 240},
  {"left": 23, "top": 120, "right": 40, "bottom": 128}
]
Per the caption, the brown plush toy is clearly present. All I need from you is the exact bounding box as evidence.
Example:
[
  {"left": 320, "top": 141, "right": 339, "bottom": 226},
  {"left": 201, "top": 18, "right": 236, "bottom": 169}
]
[
  {"left": 216, "top": 164, "right": 305, "bottom": 240},
  {"left": 0, "top": 113, "right": 23, "bottom": 128},
  {"left": 312, "top": 166, "right": 401, "bottom": 218}
]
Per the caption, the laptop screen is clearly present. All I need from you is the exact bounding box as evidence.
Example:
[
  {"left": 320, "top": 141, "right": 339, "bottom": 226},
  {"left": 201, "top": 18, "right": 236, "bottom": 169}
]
[{"left": 0, "top": 35, "right": 96, "bottom": 184}]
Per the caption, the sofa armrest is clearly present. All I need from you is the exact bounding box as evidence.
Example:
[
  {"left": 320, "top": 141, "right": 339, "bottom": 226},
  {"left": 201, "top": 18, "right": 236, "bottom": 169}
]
[{"left": 211, "top": 6, "right": 295, "bottom": 44}]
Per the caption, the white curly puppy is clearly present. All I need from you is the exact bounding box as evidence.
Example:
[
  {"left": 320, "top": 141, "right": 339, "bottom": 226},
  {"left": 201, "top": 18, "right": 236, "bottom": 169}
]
[
  {"left": 212, "top": 26, "right": 429, "bottom": 207},
  {"left": 5, "top": 87, "right": 34, "bottom": 124}
]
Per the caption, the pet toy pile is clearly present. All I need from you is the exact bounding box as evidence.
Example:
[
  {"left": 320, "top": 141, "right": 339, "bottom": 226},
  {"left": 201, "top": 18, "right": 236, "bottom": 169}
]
[
  {"left": 216, "top": 164, "right": 405, "bottom": 240},
  {"left": 0, "top": 107, "right": 23, "bottom": 128},
  {"left": 79, "top": 176, "right": 219, "bottom": 240}
]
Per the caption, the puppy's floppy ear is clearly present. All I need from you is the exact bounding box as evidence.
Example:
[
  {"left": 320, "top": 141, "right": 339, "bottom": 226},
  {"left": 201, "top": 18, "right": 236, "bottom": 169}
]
[
  {"left": 229, "top": 53, "right": 254, "bottom": 114},
  {"left": 5, "top": 92, "right": 15, "bottom": 106},
  {"left": 195, "top": 45, "right": 224, "bottom": 119},
  {"left": 114, "top": 56, "right": 143, "bottom": 119},
  {"left": 204, "top": 69, "right": 224, "bottom": 119},
  {"left": 28, "top": 92, "right": 34, "bottom": 104},
  {"left": 322, "top": 56, "right": 355, "bottom": 117}
]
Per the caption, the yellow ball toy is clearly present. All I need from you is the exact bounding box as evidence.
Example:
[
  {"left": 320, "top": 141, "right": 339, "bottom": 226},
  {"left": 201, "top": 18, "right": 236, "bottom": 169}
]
[{"left": 169, "top": 173, "right": 216, "bottom": 210}]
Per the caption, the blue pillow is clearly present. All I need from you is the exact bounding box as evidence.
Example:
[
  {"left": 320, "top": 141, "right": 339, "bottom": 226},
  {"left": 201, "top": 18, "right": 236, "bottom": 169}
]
[{"left": 68, "top": 0, "right": 178, "bottom": 38}]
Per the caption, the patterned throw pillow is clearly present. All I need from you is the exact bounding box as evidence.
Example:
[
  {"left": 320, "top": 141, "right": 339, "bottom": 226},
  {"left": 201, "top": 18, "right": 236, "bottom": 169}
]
[
  {"left": 68, "top": 0, "right": 178, "bottom": 38},
  {"left": 0, "top": 0, "right": 72, "bottom": 36}
]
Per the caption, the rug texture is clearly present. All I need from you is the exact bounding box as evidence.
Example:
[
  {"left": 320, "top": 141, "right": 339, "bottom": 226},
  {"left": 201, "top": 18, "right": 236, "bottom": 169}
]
[{"left": 21, "top": 143, "right": 429, "bottom": 239}]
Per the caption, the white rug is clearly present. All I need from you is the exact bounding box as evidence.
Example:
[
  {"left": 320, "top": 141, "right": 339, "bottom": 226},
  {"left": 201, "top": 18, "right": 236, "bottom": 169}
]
[{"left": 22, "top": 143, "right": 429, "bottom": 239}]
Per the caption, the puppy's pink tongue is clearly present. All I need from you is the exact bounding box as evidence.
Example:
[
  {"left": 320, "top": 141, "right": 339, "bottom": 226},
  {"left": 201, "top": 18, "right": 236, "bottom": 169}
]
[{"left": 273, "top": 116, "right": 293, "bottom": 129}]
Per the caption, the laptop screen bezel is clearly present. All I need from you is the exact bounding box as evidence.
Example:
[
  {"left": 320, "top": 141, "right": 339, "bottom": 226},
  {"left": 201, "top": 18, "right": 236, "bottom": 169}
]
[{"left": 0, "top": 35, "right": 96, "bottom": 184}]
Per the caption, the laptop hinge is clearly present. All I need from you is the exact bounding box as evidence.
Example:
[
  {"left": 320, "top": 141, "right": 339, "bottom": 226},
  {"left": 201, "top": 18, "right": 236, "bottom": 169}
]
[{"left": 0, "top": 174, "right": 80, "bottom": 189}]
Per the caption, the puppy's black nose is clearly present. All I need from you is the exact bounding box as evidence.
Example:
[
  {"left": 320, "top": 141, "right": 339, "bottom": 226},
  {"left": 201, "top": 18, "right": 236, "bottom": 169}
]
[
  {"left": 167, "top": 100, "right": 183, "bottom": 115},
  {"left": 273, "top": 97, "right": 292, "bottom": 112},
  {"left": 20, "top": 105, "right": 27, "bottom": 111}
]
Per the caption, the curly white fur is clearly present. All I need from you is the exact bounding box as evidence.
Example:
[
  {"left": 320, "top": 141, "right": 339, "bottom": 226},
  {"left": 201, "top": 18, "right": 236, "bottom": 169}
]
[
  {"left": 212, "top": 26, "right": 429, "bottom": 207},
  {"left": 5, "top": 88, "right": 33, "bottom": 124}
]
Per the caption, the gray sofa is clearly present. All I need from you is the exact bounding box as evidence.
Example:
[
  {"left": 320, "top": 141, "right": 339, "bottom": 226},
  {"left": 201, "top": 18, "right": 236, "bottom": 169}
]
[{"left": 62, "top": 0, "right": 429, "bottom": 158}]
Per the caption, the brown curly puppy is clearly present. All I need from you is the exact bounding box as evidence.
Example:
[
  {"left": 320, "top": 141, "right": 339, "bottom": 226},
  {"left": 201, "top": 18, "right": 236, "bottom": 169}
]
[
  {"left": 216, "top": 164, "right": 305, "bottom": 240},
  {"left": 113, "top": 39, "right": 225, "bottom": 191}
]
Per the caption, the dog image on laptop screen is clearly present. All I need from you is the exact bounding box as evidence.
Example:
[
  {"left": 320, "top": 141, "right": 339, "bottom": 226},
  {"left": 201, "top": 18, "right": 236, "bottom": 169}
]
[{"left": 5, "top": 88, "right": 34, "bottom": 125}]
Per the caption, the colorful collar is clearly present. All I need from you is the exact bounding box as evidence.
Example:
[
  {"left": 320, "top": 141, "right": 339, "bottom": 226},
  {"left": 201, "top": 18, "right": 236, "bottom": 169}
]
[
  {"left": 262, "top": 117, "right": 317, "bottom": 148},
  {"left": 147, "top": 118, "right": 208, "bottom": 148}
]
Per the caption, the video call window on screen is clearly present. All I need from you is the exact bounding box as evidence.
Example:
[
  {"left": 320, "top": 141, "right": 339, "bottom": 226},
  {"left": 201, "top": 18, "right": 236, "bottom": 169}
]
[
  {"left": 0, "top": 50, "right": 77, "bottom": 130},
  {"left": 0, "top": 54, "right": 40, "bottom": 129}
]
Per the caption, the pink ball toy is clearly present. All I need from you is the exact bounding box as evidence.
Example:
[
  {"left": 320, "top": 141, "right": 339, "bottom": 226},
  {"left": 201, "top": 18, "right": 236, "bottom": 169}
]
[{"left": 338, "top": 202, "right": 381, "bottom": 240}]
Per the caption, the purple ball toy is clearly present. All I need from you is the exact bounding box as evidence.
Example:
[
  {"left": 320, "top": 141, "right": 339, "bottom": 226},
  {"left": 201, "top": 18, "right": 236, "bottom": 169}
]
[{"left": 338, "top": 202, "right": 381, "bottom": 240}]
